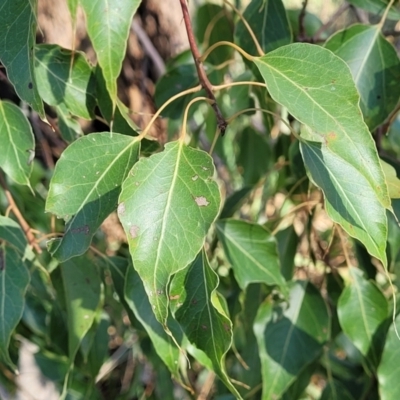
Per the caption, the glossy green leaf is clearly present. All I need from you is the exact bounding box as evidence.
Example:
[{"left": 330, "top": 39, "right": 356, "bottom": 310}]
[
  {"left": 61, "top": 256, "right": 101, "bottom": 362},
  {"left": 124, "top": 264, "right": 182, "bottom": 380},
  {"left": 347, "top": 0, "right": 400, "bottom": 20},
  {"left": 35, "top": 44, "right": 96, "bottom": 120},
  {"left": 254, "top": 280, "right": 329, "bottom": 399},
  {"left": 234, "top": 0, "right": 292, "bottom": 55},
  {"left": 0, "top": 216, "right": 27, "bottom": 254},
  {"left": 253, "top": 43, "right": 390, "bottom": 264},
  {"left": 337, "top": 268, "right": 388, "bottom": 365},
  {"left": 0, "top": 0, "right": 44, "bottom": 117},
  {"left": 0, "top": 101, "right": 35, "bottom": 186},
  {"left": 170, "top": 250, "right": 241, "bottom": 398},
  {"left": 80, "top": 0, "right": 141, "bottom": 106},
  {"left": 46, "top": 133, "right": 139, "bottom": 262},
  {"left": 216, "top": 219, "right": 287, "bottom": 292},
  {"left": 195, "top": 4, "right": 233, "bottom": 65},
  {"left": 378, "top": 314, "right": 400, "bottom": 400},
  {"left": 118, "top": 141, "right": 221, "bottom": 325},
  {"left": 57, "top": 106, "right": 83, "bottom": 143},
  {"left": 325, "top": 24, "right": 400, "bottom": 130},
  {"left": 381, "top": 160, "right": 400, "bottom": 199},
  {"left": 0, "top": 246, "right": 30, "bottom": 369}
]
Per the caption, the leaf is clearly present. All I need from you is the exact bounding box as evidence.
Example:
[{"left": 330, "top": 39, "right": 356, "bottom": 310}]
[
  {"left": 320, "top": 379, "right": 356, "bottom": 400},
  {"left": 253, "top": 280, "right": 329, "bottom": 399},
  {"left": 219, "top": 186, "right": 253, "bottom": 219},
  {"left": 275, "top": 225, "right": 298, "bottom": 281},
  {"left": 124, "top": 263, "right": 182, "bottom": 380},
  {"left": 35, "top": 44, "right": 96, "bottom": 120},
  {"left": 67, "top": 0, "right": 79, "bottom": 24},
  {"left": 0, "top": 216, "right": 27, "bottom": 254},
  {"left": 325, "top": 24, "right": 400, "bottom": 130},
  {"left": 234, "top": 0, "right": 292, "bottom": 55},
  {"left": 347, "top": 0, "right": 400, "bottom": 20},
  {"left": 377, "top": 314, "right": 400, "bottom": 400},
  {"left": 46, "top": 133, "right": 139, "bottom": 262},
  {"left": 337, "top": 268, "right": 388, "bottom": 365},
  {"left": 118, "top": 141, "right": 221, "bottom": 325},
  {"left": 0, "top": 0, "right": 44, "bottom": 117},
  {"left": 169, "top": 250, "right": 241, "bottom": 398},
  {"left": 61, "top": 256, "right": 101, "bottom": 362},
  {"left": 216, "top": 219, "right": 287, "bottom": 293},
  {"left": 80, "top": 0, "right": 142, "bottom": 106},
  {"left": 0, "top": 246, "right": 30, "bottom": 369},
  {"left": 0, "top": 101, "right": 35, "bottom": 186},
  {"left": 57, "top": 106, "right": 83, "bottom": 143},
  {"left": 253, "top": 43, "right": 389, "bottom": 264},
  {"left": 381, "top": 160, "right": 400, "bottom": 199}
]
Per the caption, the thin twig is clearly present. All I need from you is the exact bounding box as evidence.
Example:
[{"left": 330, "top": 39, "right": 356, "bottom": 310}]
[
  {"left": 312, "top": 3, "right": 350, "bottom": 42},
  {"left": 0, "top": 171, "right": 42, "bottom": 253},
  {"left": 298, "top": 0, "right": 308, "bottom": 42},
  {"left": 179, "top": 0, "right": 228, "bottom": 135},
  {"left": 197, "top": 371, "right": 215, "bottom": 400}
]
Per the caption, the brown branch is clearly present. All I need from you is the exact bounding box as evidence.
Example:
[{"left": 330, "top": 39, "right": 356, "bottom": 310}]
[
  {"left": 0, "top": 171, "right": 42, "bottom": 253},
  {"left": 179, "top": 0, "right": 228, "bottom": 135},
  {"left": 298, "top": 0, "right": 308, "bottom": 42}
]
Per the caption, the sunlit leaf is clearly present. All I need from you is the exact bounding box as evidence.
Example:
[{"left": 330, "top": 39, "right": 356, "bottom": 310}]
[
  {"left": 234, "top": 0, "right": 292, "bottom": 55},
  {"left": 80, "top": 0, "right": 142, "bottom": 107},
  {"left": 0, "top": 246, "right": 30, "bottom": 370},
  {"left": 0, "top": 101, "right": 35, "bottom": 186},
  {"left": 35, "top": 44, "right": 96, "bottom": 120},
  {"left": 253, "top": 43, "right": 389, "bottom": 265},
  {"left": 118, "top": 141, "right": 221, "bottom": 325},
  {"left": 337, "top": 268, "right": 388, "bottom": 365},
  {"left": 381, "top": 160, "right": 400, "bottom": 199},
  {"left": 325, "top": 24, "right": 400, "bottom": 130},
  {"left": 61, "top": 256, "right": 101, "bottom": 362},
  {"left": 254, "top": 280, "right": 329, "bottom": 399},
  {"left": 216, "top": 219, "right": 287, "bottom": 292},
  {"left": 377, "top": 314, "right": 400, "bottom": 400},
  {"left": 170, "top": 250, "right": 241, "bottom": 398},
  {"left": 46, "top": 133, "right": 139, "bottom": 261},
  {"left": 0, "top": 0, "right": 44, "bottom": 117}
]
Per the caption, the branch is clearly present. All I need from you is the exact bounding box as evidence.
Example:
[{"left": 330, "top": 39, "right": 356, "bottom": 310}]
[
  {"left": 179, "top": 0, "right": 228, "bottom": 135},
  {"left": 0, "top": 171, "right": 42, "bottom": 253},
  {"left": 298, "top": 0, "right": 308, "bottom": 42}
]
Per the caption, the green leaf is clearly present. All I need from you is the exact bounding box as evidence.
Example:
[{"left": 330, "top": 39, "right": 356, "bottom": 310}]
[
  {"left": 216, "top": 219, "right": 287, "bottom": 292},
  {"left": 169, "top": 250, "right": 241, "bottom": 398},
  {"left": 320, "top": 379, "right": 355, "bottom": 400},
  {"left": 276, "top": 225, "right": 298, "bottom": 281},
  {"left": 237, "top": 127, "right": 272, "bottom": 185},
  {"left": 377, "top": 314, "right": 400, "bottom": 400},
  {"left": 80, "top": 0, "right": 142, "bottom": 106},
  {"left": 337, "top": 267, "right": 388, "bottom": 365},
  {"left": 234, "top": 0, "right": 292, "bottom": 55},
  {"left": 0, "top": 216, "right": 27, "bottom": 254},
  {"left": 325, "top": 24, "right": 400, "bottom": 130},
  {"left": 253, "top": 280, "right": 329, "bottom": 399},
  {"left": 67, "top": 0, "right": 79, "bottom": 24},
  {"left": 57, "top": 106, "right": 83, "bottom": 143},
  {"left": 195, "top": 4, "right": 233, "bottom": 65},
  {"left": 0, "top": 101, "right": 35, "bottom": 186},
  {"left": 0, "top": 246, "right": 30, "bottom": 370},
  {"left": 124, "top": 264, "right": 182, "bottom": 380},
  {"left": 61, "top": 256, "right": 101, "bottom": 362},
  {"left": 35, "top": 44, "right": 96, "bottom": 120},
  {"left": 118, "top": 141, "right": 221, "bottom": 325},
  {"left": 0, "top": 0, "right": 44, "bottom": 117},
  {"left": 46, "top": 133, "right": 139, "bottom": 262},
  {"left": 381, "top": 160, "right": 400, "bottom": 199},
  {"left": 347, "top": 0, "right": 400, "bottom": 20},
  {"left": 253, "top": 43, "right": 390, "bottom": 264}
]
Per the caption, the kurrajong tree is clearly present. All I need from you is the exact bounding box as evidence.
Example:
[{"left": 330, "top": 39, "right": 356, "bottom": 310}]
[{"left": 1, "top": 0, "right": 400, "bottom": 399}]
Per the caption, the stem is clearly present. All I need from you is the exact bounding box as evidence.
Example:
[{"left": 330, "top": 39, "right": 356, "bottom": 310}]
[
  {"left": 222, "top": 0, "right": 264, "bottom": 56},
  {"left": 379, "top": 0, "right": 395, "bottom": 27},
  {"left": 179, "top": 0, "right": 228, "bottom": 135},
  {"left": 200, "top": 41, "right": 254, "bottom": 63},
  {"left": 180, "top": 96, "right": 212, "bottom": 141},
  {"left": 213, "top": 81, "right": 266, "bottom": 91},
  {"left": 0, "top": 171, "right": 41, "bottom": 253},
  {"left": 298, "top": 0, "right": 308, "bottom": 41},
  {"left": 136, "top": 85, "right": 201, "bottom": 141}
]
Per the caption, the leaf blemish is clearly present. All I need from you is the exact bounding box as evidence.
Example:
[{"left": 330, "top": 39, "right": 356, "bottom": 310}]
[
  {"left": 201, "top": 325, "right": 207, "bottom": 330},
  {"left": 71, "top": 225, "right": 90, "bottom": 235},
  {"left": 170, "top": 294, "right": 180, "bottom": 300},
  {"left": 194, "top": 196, "right": 210, "bottom": 207},
  {"left": 117, "top": 202, "right": 125, "bottom": 215},
  {"left": 129, "top": 225, "right": 140, "bottom": 239},
  {"left": 28, "top": 82, "right": 33, "bottom": 89},
  {"left": 202, "top": 166, "right": 208, "bottom": 171},
  {"left": 192, "top": 175, "right": 198, "bottom": 181}
]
